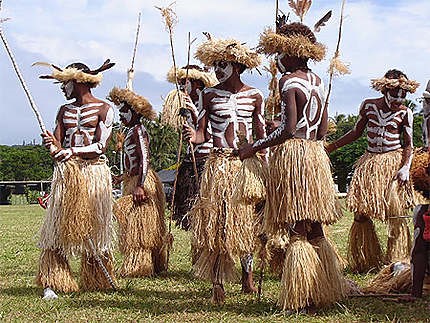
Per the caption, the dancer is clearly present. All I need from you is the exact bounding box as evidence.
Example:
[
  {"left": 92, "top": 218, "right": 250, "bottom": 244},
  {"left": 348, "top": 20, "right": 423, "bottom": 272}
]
[
  {"left": 184, "top": 36, "right": 266, "bottom": 304},
  {"left": 327, "top": 69, "right": 418, "bottom": 273},
  {"left": 239, "top": 14, "right": 345, "bottom": 311},
  {"left": 36, "top": 60, "right": 116, "bottom": 299},
  {"left": 163, "top": 65, "right": 217, "bottom": 230},
  {"left": 109, "top": 85, "right": 168, "bottom": 277}
]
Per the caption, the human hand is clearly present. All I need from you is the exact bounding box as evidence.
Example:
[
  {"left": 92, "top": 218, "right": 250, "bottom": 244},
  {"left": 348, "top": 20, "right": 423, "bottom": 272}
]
[
  {"left": 133, "top": 186, "right": 147, "bottom": 205},
  {"left": 54, "top": 148, "right": 73, "bottom": 162},
  {"left": 183, "top": 123, "right": 196, "bottom": 143},
  {"left": 395, "top": 166, "right": 409, "bottom": 186},
  {"left": 112, "top": 174, "right": 123, "bottom": 186},
  {"left": 238, "top": 143, "right": 256, "bottom": 161}
]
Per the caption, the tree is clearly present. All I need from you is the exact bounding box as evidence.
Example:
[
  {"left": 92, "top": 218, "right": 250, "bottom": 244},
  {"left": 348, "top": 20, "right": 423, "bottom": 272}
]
[
  {"left": 0, "top": 145, "right": 53, "bottom": 181},
  {"left": 327, "top": 114, "right": 367, "bottom": 192},
  {"left": 106, "top": 117, "right": 183, "bottom": 173}
]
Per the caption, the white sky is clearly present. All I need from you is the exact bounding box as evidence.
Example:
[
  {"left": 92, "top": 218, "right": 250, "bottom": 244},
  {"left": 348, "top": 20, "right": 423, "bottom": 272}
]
[{"left": 0, "top": 0, "right": 429, "bottom": 145}]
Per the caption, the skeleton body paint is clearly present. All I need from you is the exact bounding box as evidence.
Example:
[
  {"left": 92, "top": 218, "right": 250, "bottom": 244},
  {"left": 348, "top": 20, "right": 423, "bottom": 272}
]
[
  {"left": 203, "top": 87, "right": 265, "bottom": 149},
  {"left": 364, "top": 102, "right": 412, "bottom": 154},
  {"left": 60, "top": 102, "right": 113, "bottom": 155},
  {"left": 123, "top": 124, "right": 150, "bottom": 186},
  {"left": 253, "top": 71, "right": 325, "bottom": 149}
]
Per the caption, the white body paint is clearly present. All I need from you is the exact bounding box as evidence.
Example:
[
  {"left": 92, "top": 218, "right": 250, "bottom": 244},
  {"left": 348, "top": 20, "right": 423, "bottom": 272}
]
[
  {"left": 62, "top": 81, "right": 74, "bottom": 99},
  {"left": 202, "top": 87, "right": 264, "bottom": 149},
  {"left": 61, "top": 102, "right": 113, "bottom": 155},
  {"left": 118, "top": 103, "right": 132, "bottom": 124},
  {"left": 276, "top": 53, "right": 287, "bottom": 74},
  {"left": 364, "top": 103, "right": 412, "bottom": 153},
  {"left": 215, "top": 62, "right": 234, "bottom": 83},
  {"left": 123, "top": 125, "right": 149, "bottom": 186},
  {"left": 253, "top": 72, "right": 325, "bottom": 148}
]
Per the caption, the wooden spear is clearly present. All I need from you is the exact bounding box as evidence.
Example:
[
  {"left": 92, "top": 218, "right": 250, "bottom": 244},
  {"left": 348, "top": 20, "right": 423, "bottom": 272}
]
[{"left": 324, "top": 0, "right": 349, "bottom": 113}]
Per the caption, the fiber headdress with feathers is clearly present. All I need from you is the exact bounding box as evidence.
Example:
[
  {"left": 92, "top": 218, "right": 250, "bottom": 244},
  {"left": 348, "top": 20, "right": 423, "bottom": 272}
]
[
  {"left": 33, "top": 59, "right": 115, "bottom": 88},
  {"left": 194, "top": 36, "right": 261, "bottom": 69},
  {"left": 258, "top": 1, "right": 327, "bottom": 61},
  {"left": 166, "top": 65, "right": 218, "bottom": 88},
  {"left": 107, "top": 87, "right": 156, "bottom": 121}
]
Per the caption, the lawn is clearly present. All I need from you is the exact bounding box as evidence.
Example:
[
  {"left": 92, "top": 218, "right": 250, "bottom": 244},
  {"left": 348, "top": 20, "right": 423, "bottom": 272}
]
[{"left": 0, "top": 204, "right": 428, "bottom": 322}]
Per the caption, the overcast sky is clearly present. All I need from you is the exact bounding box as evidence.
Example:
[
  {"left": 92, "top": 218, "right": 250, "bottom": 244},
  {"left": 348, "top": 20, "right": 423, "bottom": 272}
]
[{"left": 1, "top": 0, "right": 429, "bottom": 145}]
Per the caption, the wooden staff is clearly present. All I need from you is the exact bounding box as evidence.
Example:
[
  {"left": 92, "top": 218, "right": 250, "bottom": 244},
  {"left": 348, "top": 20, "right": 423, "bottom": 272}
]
[
  {"left": 324, "top": 0, "right": 347, "bottom": 112},
  {"left": 182, "top": 31, "right": 199, "bottom": 183},
  {"left": 0, "top": 9, "right": 116, "bottom": 288}
]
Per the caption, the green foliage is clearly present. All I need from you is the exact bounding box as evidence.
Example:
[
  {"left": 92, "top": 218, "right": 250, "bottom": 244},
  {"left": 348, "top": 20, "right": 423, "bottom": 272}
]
[
  {"left": 143, "top": 117, "right": 183, "bottom": 171},
  {"left": 107, "top": 118, "right": 183, "bottom": 173},
  {"left": 0, "top": 145, "right": 53, "bottom": 181},
  {"left": 327, "top": 114, "right": 367, "bottom": 192}
]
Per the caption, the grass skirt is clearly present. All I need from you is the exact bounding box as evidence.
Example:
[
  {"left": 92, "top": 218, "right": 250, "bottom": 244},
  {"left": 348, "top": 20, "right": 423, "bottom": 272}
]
[
  {"left": 347, "top": 150, "right": 414, "bottom": 221},
  {"left": 38, "top": 157, "right": 113, "bottom": 256},
  {"left": 190, "top": 148, "right": 255, "bottom": 283},
  {"left": 348, "top": 217, "right": 383, "bottom": 273},
  {"left": 173, "top": 157, "right": 207, "bottom": 230},
  {"left": 278, "top": 236, "right": 328, "bottom": 311},
  {"left": 113, "top": 170, "right": 167, "bottom": 277},
  {"left": 264, "top": 139, "right": 342, "bottom": 236}
]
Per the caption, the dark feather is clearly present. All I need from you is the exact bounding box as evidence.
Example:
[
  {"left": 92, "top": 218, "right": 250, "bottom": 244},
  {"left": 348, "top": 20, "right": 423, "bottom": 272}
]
[
  {"left": 314, "top": 10, "right": 332, "bottom": 32},
  {"left": 202, "top": 31, "right": 212, "bottom": 40},
  {"left": 90, "top": 59, "right": 115, "bottom": 74}
]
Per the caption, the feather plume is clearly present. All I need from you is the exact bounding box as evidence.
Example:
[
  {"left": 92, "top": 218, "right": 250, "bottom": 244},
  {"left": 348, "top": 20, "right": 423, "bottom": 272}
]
[
  {"left": 288, "top": 0, "right": 312, "bottom": 22},
  {"left": 32, "top": 62, "right": 63, "bottom": 71},
  {"left": 314, "top": 10, "right": 332, "bottom": 32}
]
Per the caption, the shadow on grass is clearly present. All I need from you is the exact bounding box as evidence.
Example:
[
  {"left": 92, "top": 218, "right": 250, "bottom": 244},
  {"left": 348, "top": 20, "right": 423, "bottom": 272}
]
[{"left": 0, "top": 286, "right": 40, "bottom": 297}]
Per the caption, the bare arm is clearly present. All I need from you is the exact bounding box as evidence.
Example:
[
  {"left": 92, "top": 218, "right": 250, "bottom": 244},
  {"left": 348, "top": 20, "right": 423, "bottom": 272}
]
[
  {"left": 252, "top": 91, "right": 267, "bottom": 155},
  {"left": 183, "top": 90, "right": 210, "bottom": 144},
  {"left": 396, "top": 108, "right": 414, "bottom": 184},
  {"left": 132, "top": 125, "right": 150, "bottom": 204},
  {"left": 250, "top": 83, "right": 298, "bottom": 152},
  {"left": 326, "top": 102, "right": 368, "bottom": 153}
]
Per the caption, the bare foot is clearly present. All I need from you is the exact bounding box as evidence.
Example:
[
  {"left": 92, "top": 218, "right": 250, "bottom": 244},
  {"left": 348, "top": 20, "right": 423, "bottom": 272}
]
[{"left": 211, "top": 284, "right": 225, "bottom": 305}]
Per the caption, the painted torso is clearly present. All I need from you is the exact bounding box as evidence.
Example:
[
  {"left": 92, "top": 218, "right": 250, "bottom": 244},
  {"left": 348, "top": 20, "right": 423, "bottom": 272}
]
[
  {"left": 285, "top": 72, "right": 325, "bottom": 140},
  {"left": 203, "top": 87, "right": 264, "bottom": 149},
  {"left": 361, "top": 100, "right": 412, "bottom": 153},
  {"left": 59, "top": 102, "right": 113, "bottom": 156},
  {"left": 123, "top": 124, "right": 149, "bottom": 177}
]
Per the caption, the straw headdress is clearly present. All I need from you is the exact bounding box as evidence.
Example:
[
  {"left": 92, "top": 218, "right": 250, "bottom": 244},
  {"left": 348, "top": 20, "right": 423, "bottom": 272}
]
[
  {"left": 258, "top": 1, "right": 328, "bottom": 61},
  {"left": 107, "top": 87, "right": 156, "bottom": 120},
  {"left": 371, "top": 76, "right": 420, "bottom": 94},
  {"left": 194, "top": 37, "right": 261, "bottom": 69},
  {"left": 33, "top": 59, "right": 115, "bottom": 88},
  {"left": 258, "top": 26, "right": 326, "bottom": 61},
  {"left": 166, "top": 66, "right": 218, "bottom": 88}
]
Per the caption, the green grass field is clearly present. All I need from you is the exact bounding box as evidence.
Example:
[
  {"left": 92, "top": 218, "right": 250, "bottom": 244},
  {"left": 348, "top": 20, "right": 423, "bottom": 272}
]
[{"left": 0, "top": 204, "right": 428, "bottom": 322}]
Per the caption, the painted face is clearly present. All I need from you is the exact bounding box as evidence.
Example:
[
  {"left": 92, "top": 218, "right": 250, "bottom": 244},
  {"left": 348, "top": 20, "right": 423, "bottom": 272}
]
[
  {"left": 118, "top": 103, "right": 133, "bottom": 125},
  {"left": 61, "top": 80, "right": 74, "bottom": 99},
  {"left": 214, "top": 61, "right": 233, "bottom": 83},
  {"left": 276, "top": 53, "right": 287, "bottom": 74},
  {"left": 384, "top": 87, "right": 406, "bottom": 109}
]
